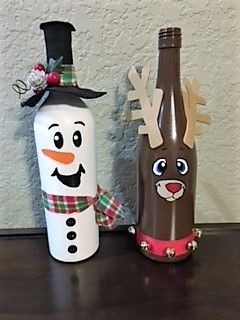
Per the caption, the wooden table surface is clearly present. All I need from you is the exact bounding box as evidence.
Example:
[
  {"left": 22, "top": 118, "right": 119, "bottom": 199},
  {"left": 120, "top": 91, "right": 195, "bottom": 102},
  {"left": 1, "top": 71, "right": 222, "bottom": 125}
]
[{"left": 0, "top": 226, "right": 239, "bottom": 320}]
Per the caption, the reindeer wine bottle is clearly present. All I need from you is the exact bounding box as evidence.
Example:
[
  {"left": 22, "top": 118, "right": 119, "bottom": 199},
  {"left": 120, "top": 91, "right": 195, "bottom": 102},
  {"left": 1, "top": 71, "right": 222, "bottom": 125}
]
[{"left": 127, "top": 27, "right": 210, "bottom": 262}]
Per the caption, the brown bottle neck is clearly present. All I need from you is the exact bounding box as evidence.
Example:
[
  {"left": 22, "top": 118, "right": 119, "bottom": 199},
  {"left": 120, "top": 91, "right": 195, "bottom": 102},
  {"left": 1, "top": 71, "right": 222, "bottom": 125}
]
[
  {"left": 156, "top": 46, "right": 186, "bottom": 146},
  {"left": 156, "top": 47, "right": 181, "bottom": 91}
]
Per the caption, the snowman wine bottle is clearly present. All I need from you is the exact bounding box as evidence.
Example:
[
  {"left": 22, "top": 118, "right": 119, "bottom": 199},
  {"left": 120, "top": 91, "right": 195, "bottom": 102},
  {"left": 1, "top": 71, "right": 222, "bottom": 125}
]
[
  {"left": 14, "top": 21, "right": 123, "bottom": 262},
  {"left": 126, "top": 27, "right": 211, "bottom": 262}
]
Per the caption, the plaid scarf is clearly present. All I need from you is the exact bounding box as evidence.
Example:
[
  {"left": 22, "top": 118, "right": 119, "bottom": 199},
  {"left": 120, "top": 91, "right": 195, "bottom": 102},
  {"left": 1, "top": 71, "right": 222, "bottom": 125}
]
[
  {"left": 60, "top": 65, "right": 77, "bottom": 87},
  {"left": 41, "top": 186, "right": 124, "bottom": 228}
]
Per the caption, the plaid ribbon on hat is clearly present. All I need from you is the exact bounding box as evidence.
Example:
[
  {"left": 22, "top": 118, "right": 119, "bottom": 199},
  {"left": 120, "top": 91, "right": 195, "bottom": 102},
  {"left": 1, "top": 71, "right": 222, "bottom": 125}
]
[
  {"left": 41, "top": 186, "right": 124, "bottom": 228},
  {"left": 60, "top": 64, "right": 77, "bottom": 87}
]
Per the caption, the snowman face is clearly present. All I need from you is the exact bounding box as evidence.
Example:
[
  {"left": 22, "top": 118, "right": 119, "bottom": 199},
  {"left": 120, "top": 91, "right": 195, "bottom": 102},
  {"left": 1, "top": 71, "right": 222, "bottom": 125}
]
[
  {"left": 45, "top": 120, "right": 86, "bottom": 188},
  {"left": 34, "top": 104, "right": 97, "bottom": 196}
]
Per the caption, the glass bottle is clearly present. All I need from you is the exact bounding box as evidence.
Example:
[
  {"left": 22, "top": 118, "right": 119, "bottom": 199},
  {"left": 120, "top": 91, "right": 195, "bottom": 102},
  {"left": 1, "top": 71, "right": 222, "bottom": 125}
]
[{"left": 136, "top": 28, "right": 198, "bottom": 262}]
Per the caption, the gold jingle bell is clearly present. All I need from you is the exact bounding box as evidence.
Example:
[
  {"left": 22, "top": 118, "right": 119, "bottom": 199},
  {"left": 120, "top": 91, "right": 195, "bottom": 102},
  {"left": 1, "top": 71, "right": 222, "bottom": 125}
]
[
  {"left": 128, "top": 226, "right": 136, "bottom": 235},
  {"left": 187, "top": 240, "right": 198, "bottom": 251},
  {"left": 166, "top": 248, "right": 175, "bottom": 258},
  {"left": 193, "top": 228, "right": 202, "bottom": 238},
  {"left": 140, "top": 241, "right": 150, "bottom": 251}
]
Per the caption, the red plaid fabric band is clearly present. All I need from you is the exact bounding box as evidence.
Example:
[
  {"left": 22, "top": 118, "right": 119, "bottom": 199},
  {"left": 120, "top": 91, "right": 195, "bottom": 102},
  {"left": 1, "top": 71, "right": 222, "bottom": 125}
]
[{"left": 42, "top": 186, "right": 124, "bottom": 228}]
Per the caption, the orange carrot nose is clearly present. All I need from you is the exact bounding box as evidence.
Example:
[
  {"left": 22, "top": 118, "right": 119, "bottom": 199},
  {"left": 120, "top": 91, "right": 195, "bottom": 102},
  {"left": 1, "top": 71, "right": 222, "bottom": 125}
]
[{"left": 42, "top": 149, "right": 75, "bottom": 164}]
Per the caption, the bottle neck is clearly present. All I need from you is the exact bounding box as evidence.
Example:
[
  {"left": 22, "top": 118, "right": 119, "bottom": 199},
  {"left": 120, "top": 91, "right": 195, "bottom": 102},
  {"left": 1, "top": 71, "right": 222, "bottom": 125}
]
[
  {"left": 156, "top": 47, "right": 181, "bottom": 90},
  {"left": 156, "top": 46, "right": 186, "bottom": 146}
]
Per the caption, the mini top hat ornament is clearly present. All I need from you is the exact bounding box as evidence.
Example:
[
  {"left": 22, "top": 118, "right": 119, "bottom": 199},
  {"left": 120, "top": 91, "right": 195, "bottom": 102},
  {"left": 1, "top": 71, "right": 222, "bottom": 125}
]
[
  {"left": 14, "top": 21, "right": 106, "bottom": 108},
  {"left": 14, "top": 21, "right": 123, "bottom": 263}
]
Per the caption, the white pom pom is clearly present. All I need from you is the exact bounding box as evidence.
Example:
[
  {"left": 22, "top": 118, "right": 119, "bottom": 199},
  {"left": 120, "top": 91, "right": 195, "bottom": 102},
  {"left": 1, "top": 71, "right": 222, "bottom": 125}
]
[{"left": 27, "top": 69, "right": 47, "bottom": 91}]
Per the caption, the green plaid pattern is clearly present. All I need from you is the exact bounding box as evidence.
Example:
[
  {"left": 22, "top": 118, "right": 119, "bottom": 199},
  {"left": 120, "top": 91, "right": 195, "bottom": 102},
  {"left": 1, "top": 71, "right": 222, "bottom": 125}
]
[
  {"left": 60, "top": 65, "right": 77, "bottom": 87},
  {"left": 95, "top": 187, "right": 124, "bottom": 228},
  {"left": 41, "top": 186, "right": 124, "bottom": 228}
]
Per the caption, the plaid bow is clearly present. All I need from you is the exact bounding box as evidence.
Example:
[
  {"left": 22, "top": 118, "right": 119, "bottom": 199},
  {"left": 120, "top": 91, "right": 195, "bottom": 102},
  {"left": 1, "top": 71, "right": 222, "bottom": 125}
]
[
  {"left": 41, "top": 186, "right": 124, "bottom": 228},
  {"left": 59, "top": 65, "right": 77, "bottom": 87}
]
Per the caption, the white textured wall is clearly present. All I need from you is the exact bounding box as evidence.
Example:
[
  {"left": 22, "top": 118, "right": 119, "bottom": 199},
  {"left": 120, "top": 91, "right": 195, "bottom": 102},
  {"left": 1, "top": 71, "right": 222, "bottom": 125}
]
[{"left": 0, "top": 0, "right": 239, "bottom": 228}]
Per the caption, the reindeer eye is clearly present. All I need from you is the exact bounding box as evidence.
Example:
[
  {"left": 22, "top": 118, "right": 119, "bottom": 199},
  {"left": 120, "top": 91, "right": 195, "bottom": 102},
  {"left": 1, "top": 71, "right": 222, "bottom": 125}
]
[
  {"left": 176, "top": 158, "right": 188, "bottom": 175},
  {"left": 153, "top": 158, "right": 167, "bottom": 176}
]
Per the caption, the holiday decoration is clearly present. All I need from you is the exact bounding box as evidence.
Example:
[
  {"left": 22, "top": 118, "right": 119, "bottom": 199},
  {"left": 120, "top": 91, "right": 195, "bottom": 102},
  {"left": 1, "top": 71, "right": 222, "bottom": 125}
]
[
  {"left": 34, "top": 63, "right": 45, "bottom": 72},
  {"left": 27, "top": 69, "right": 47, "bottom": 91},
  {"left": 14, "top": 21, "right": 123, "bottom": 262},
  {"left": 47, "top": 71, "right": 60, "bottom": 86},
  {"left": 124, "top": 28, "right": 210, "bottom": 262}
]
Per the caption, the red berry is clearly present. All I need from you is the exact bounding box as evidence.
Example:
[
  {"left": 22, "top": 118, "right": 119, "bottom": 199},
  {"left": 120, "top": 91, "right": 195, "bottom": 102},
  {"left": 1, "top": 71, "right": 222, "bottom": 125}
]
[
  {"left": 34, "top": 63, "right": 45, "bottom": 72},
  {"left": 47, "top": 72, "right": 60, "bottom": 86}
]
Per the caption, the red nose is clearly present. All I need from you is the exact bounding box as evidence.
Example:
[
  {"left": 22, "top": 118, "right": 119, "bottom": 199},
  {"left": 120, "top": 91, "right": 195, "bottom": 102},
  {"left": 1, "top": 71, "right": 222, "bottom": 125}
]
[{"left": 166, "top": 183, "right": 182, "bottom": 194}]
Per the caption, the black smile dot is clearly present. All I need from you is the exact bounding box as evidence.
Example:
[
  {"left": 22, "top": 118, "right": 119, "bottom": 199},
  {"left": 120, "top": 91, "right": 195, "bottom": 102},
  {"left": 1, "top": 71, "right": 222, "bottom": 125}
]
[
  {"left": 66, "top": 218, "right": 76, "bottom": 227},
  {"left": 68, "top": 245, "right": 77, "bottom": 254},
  {"left": 67, "top": 231, "right": 77, "bottom": 240}
]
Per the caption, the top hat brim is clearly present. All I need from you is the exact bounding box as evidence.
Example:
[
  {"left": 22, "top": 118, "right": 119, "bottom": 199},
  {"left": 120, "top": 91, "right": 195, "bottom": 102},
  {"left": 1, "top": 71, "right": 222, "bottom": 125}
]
[
  {"left": 21, "top": 86, "right": 106, "bottom": 108},
  {"left": 21, "top": 90, "right": 48, "bottom": 108},
  {"left": 48, "top": 86, "right": 106, "bottom": 99}
]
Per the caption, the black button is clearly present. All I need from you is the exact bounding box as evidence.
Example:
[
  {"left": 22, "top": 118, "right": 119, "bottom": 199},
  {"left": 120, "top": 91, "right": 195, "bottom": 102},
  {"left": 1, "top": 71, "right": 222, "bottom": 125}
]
[
  {"left": 66, "top": 218, "right": 76, "bottom": 227},
  {"left": 68, "top": 245, "right": 77, "bottom": 254},
  {"left": 67, "top": 231, "right": 77, "bottom": 240}
]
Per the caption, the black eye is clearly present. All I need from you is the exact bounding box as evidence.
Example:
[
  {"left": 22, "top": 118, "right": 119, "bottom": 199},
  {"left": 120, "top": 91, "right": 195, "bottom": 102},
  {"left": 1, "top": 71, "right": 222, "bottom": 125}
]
[
  {"left": 54, "top": 132, "right": 64, "bottom": 149},
  {"left": 72, "top": 130, "right": 82, "bottom": 147},
  {"left": 152, "top": 158, "right": 167, "bottom": 176},
  {"left": 176, "top": 158, "right": 188, "bottom": 175}
]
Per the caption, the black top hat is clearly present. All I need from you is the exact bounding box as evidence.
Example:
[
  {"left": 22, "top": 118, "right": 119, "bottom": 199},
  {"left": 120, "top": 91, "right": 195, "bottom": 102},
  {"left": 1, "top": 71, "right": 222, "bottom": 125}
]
[
  {"left": 40, "top": 21, "right": 75, "bottom": 65},
  {"left": 21, "top": 21, "right": 106, "bottom": 107}
]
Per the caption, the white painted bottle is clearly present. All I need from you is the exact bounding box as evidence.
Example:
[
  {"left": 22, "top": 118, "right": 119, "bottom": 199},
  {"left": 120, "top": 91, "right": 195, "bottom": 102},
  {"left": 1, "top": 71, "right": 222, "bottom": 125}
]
[
  {"left": 34, "top": 99, "right": 100, "bottom": 262},
  {"left": 29, "top": 21, "right": 106, "bottom": 262}
]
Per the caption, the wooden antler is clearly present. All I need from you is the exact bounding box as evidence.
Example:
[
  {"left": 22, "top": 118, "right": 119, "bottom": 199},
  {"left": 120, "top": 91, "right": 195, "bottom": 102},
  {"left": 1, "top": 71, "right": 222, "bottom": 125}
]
[
  {"left": 182, "top": 78, "right": 211, "bottom": 149},
  {"left": 123, "top": 66, "right": 163, "bottom": 149}
]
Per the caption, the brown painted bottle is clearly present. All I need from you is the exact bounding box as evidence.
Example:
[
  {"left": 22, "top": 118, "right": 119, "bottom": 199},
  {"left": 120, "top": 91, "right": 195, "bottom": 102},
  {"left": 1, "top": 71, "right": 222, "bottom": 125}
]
[{"left": 135, "top": 28, "right": 199, "bottom": 262}]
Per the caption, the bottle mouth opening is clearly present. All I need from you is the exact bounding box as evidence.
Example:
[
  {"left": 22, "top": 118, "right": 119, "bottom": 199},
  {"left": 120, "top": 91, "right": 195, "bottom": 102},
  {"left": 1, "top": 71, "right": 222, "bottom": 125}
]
[
  {"left": 159, "top": 27, "right": 181, "bottom": 38},
  {"left": 158, "top": 27, "right": 182, "bottom": 48}
]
